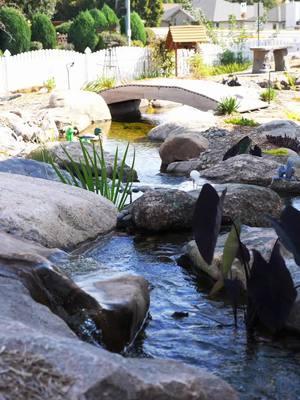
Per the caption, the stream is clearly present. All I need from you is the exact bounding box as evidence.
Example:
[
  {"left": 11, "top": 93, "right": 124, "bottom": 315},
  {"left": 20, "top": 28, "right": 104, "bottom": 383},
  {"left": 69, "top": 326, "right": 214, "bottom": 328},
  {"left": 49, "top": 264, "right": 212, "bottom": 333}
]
[{"left": 74, "top": 111, "right": 300, "bottom": 400}]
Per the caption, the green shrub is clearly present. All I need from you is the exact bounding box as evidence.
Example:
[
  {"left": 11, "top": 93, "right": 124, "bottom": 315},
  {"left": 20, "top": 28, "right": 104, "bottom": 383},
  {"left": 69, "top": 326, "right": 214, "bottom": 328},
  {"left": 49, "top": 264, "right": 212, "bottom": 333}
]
[
  {"left": 44, "top": 77, "right": 56, "bottom": 92},
  {"left": 69, "top": 10, "right": 98, "bottom": 52},
  {"left": 101, "top": 4, "right": 119, "bottom": 31},
  {"left": 219, "top": 49, "right": 246, "bottom": 65},
  {"left": 31, "top": 13, "right": 57, "bottom": 49},
  {"left": 217, "top": 97, "right": 239, "bottom": 115},
  {"left": 285, "top": 110, "right": 300, "bottom": 122},
  {"left": 263, "top": 148, "right": 289, "bottom": 156},
  {"left": 219, "top": 50, "right": 236, "bottom": 65},
  {"left": 30, "top": 41, "right": 43, "bottom": 50},
  {"left": 260, "top": 88, "right": 277, "bottom": 102},
  {"left": 224, "top": 116, "right": 258, "bottom": 127},
  {"left": 55, "top": 21, "right": 72, "bottom": 34},
  {"left": 120, "top": 12, "right": 146, "bottom": 45},
  {"left": 89, "top": 8, "right": 108, "bottom": 32},
  {"left": 211, "top": 62, "right": 251, "bottom": 75},
  {"left": 96, "top": 31, "right": 126, "bottom": 49},
  {"left": 84, "top": 77, "right": 116, "bottom": 92},
  {"left": 132, "top": 40, "right": 144, "bottom": 47},
  {"left": 0, "top": 7, "right": 31, "bottom": 54},
  {"left": 145, "top": 27, "right": 155, "bottom": 45},
  {"left": 47, "top": 140, "right": 135, "bottom": 211},
  {"left": 284, "top": 72, "right": 297, "bottom": 90},
  {"left": 189, "top": 54, "right": 210, "bottom": 79}
]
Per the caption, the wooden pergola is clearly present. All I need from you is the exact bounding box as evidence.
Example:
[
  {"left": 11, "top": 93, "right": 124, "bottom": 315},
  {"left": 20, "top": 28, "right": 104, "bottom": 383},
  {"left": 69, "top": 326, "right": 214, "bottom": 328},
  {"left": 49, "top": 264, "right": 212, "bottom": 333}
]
[{"left": 166, "top": 25, "right": 209, "bottom": 76}]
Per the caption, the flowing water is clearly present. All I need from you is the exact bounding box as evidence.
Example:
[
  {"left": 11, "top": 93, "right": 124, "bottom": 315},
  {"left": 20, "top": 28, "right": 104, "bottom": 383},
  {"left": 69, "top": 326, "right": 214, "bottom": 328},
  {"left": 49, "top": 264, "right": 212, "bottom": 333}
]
[{"left": 74, "top": 115, "right": 300, "bottom": 400}]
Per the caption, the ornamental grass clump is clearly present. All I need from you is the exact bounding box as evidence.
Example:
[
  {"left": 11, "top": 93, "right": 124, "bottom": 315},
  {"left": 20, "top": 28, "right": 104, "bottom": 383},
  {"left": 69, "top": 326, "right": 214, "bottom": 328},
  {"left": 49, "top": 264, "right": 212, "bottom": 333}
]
[
  {"left": 46, "top": 140, "right": 135, "bottom": 211},
  {"left": 217, "top": 97, "right": 239, "bottom": 115}
]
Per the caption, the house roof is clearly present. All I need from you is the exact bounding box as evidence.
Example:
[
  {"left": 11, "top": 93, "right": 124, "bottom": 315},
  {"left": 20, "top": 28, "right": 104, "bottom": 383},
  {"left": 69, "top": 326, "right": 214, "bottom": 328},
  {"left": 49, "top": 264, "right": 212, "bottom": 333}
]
[
  {"left": 162, "top": 3, "right": 195, "bottom": 23},
  {"left": 166, "top": 25, "right": 209, "bottom": 49},
  {"left": 192, "top": 0, "right": 260, "bottom": 22}
]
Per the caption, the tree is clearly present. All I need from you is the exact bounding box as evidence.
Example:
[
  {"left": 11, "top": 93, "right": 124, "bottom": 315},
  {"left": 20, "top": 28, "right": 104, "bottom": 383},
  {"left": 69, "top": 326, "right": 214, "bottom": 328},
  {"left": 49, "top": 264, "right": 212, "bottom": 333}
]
[
  {"left": 101, "top": 4, "right": 119, "bottom": 30},
  {"left": 15, "top": 0, "right": 57, "bottom": 18},
  {"left": 120, "top": 11, "right": 146, "bottom": 44},
  {"left": 89, "top": 8, "right": 108, "bottom": 31},
  {"left": 146, "top": 0, "right": 163, "bottom": 27},
  {"left": 0, "top": 7, "right": 31, "bottom": 54},
  {"left": 69, "top": 10, "right": 98, "bottom": 52},
  {"left": 31, "top": 13, "right": 57, "bottom": 49}
]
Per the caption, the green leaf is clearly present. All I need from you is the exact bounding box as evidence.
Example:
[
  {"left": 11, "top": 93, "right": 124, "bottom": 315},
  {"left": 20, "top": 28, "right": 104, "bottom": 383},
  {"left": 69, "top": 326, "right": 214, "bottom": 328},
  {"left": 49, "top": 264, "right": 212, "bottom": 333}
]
[
  {"left": 209, "top": 278, "right": 224, "bottom": 297},
  {"left": 222, "top": 222, "right": 241, "bottom": 278}
]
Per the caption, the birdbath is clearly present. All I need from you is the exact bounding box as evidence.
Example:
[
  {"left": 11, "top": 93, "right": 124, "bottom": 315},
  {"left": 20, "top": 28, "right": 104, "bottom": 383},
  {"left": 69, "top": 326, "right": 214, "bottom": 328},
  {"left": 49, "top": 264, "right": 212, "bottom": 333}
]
[{"left": 250, "top": 46, "right": 289, "bottom": 73}]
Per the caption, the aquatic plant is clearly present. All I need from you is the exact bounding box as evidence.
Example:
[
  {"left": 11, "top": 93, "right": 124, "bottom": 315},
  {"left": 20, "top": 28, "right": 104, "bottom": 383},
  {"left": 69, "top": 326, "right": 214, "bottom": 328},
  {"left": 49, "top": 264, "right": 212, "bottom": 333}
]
[
  {"left": 216, "top": 97, "right": 239, "bottom": 115},
  {"left": 210, "top": 62, "right": 251, "bottom": 76},
  {"left": 223, "top": 136, "right": 262, "bottom": 161},
  {"left": 47, "top": 139, "right": 135, "bottom": 211},
  {"left": 193, "top": 183, "right": 297, "bottom": 333},
  {"left": 224, "top": 116, "right": 258, "bottom": 127}
]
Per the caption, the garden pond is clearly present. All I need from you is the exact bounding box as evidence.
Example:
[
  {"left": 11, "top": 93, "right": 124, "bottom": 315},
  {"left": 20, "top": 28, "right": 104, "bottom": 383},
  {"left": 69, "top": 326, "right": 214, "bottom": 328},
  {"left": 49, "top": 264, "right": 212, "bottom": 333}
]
[{"left": 74, "top": 114, "right": 300, "bottom": 400}]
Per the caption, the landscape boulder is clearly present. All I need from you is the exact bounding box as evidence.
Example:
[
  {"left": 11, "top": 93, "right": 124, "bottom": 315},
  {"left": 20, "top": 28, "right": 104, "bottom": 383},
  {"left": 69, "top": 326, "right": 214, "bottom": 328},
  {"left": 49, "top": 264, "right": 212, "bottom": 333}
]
[
  {"left": 159, "top": 134, "right": 209, "bottom": 171},
  {"left": 200, "top": 154, "right": 300, "bottom": 195},
  {"left": 0, "top": 172, "right": 117, "bottom": 249},
  {"left": 48, "top": 90, "right": 111, "bottom": 132},
  {"left": 125, "top": 183, "right": 281, "bottom": 232},
  {"left": 0, "top": 233, "right": 238, "bottom": 400},
  {"left": 257, "top": 119, "right": 300, "bottom": 140},
  {"left": 0, "top": 157, "right": 74, "bottom": 182}
]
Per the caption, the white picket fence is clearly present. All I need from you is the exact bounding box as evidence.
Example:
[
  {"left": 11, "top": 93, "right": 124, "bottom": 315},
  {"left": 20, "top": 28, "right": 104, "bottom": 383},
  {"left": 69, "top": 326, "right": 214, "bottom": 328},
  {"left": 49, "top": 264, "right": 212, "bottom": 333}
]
[
  {"left": 0, "top": 46, "right": 150, "bottom": 94},
  {"left": 1, "top": 36, "right": 300, "bottom": 94}
]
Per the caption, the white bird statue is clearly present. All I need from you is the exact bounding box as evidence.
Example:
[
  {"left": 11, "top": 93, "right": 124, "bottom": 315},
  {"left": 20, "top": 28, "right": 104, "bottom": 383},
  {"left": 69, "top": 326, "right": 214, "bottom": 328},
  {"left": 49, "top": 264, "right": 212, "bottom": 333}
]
[{"left": 190, "top": 170, "right": 201, "bottom": 189}]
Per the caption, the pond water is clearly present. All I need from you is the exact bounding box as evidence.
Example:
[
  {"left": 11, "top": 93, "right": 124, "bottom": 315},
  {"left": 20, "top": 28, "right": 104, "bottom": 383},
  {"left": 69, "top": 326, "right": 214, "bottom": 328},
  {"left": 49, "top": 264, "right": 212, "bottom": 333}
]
[{"left": 74, "top": 116, "right": 300, "bottom": 400}]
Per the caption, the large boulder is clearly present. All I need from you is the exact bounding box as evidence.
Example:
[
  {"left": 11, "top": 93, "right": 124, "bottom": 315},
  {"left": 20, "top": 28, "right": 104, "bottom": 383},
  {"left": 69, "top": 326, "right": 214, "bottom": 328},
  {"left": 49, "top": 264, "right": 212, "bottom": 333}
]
[
  {"left": 0, "top": 172, "right": 117, "bottom": 249},
  {"left": 125, "top": 183, "right": 280, "bottom": 232},
  {"left": 257, "top": 119, "right": 300, "bottom": 140},
  {"left": 159, "top": 134, "right": 209, "bottom": 171},
  {"left": 48, "top": 90, "right": 111, "bottom": 132},
  {"left": 200, "top": 154, "right": 279, "bottom": 186},
  {"left": 189, "top": 183, "right": 283, "bottom": 227},
  {"left": 148, "top": 120, "right": 213, "bottom": 142},
  {"left": 0, "top": 157, "right": 74, "bottom": 182},
  {"left": 131, "top": 189, "right": 195, "bottom": 232},
  {"left": 34, "top": 141, "right": 138, "bottom": 182},
  {"left": 0, "top": 233, "right": 238, "bottom": 400},
  {"left": 200, "top": 154, "right": 300, "bottom": 195}
]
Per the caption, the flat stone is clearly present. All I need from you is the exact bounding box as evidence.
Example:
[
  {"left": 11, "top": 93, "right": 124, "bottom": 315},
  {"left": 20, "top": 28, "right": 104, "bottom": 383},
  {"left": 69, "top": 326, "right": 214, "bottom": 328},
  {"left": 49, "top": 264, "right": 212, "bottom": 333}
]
[{"left": 0, "top": 172, "right": 117, "bottom": 249}]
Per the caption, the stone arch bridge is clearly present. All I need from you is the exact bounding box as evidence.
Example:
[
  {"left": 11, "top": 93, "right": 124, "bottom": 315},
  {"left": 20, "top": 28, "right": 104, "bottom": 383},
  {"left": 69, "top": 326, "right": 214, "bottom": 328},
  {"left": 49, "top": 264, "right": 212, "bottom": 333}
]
[{"left": 100, "top": 78, "right": 267, "bottom": 113}]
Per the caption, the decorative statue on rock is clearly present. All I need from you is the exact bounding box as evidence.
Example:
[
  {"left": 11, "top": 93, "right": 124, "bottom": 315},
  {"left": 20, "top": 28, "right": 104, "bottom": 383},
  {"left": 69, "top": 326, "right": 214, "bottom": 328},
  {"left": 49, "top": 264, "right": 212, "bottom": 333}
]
[{"left": 273, "top": 160, "right": 295, "bottom": 181}]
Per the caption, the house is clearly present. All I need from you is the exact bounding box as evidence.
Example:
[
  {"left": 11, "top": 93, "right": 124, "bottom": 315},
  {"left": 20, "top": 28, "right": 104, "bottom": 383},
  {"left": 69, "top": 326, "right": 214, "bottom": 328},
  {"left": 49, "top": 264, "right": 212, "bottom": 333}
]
[
  {"left": 192, "top": 0, "right": 300, "bottom": 30},
  {"left": 192, "top": 0, "right": 260, "bottom": 29},
  {"left": 161, "top": 3, "right": 195, "bottom": 27}
]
